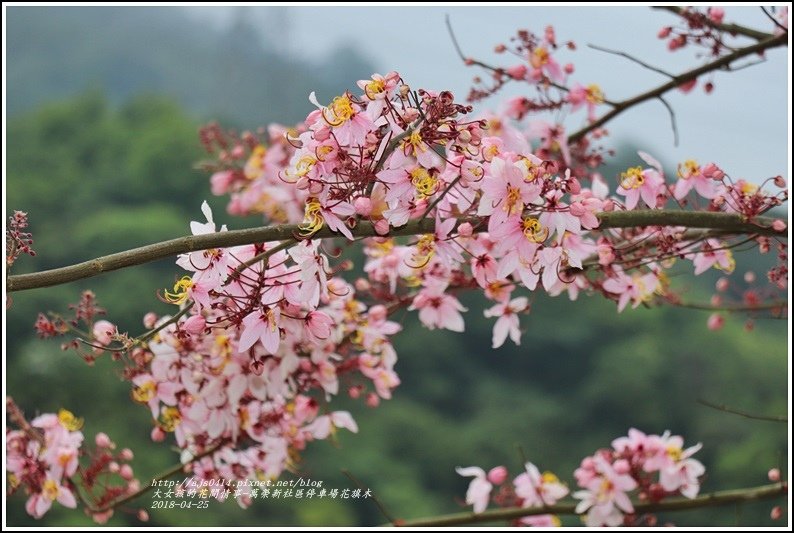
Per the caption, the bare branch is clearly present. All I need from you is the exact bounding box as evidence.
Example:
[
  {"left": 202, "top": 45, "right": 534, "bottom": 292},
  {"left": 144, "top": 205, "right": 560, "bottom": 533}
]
[
  {"left": 668, "top": 300, "right": 787, "bottom": 314},
  {"left": 760, "top": 7, "right": 788, "bottom": 33},
  {"left": 654, "top": 6, "right": 775, "bottom": 41},
  {"left": 657, "top": 95, "right": 679, "bottom": 146},
  {"left": 568, "top": 33, "right": 787, "bottom": 143},
  {"left": 698, "top": 398, "right": 787, "bottom": 423},
  {"left": 393, "top": 482, "right": 787, "bottom": 526},
  {"left": 6, "top": 211, "right": 786, "bottom": 293},
  {"left": 588, "top": 43, "right": 676, "bottom": 78}
]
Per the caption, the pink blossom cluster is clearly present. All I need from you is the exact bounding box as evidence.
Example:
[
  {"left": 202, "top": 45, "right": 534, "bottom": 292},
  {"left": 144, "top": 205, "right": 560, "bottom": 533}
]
[
  {"left": 6, "top": 401, "right": 138, "bottom": 522},
  {"left": 456, "top": 428, "right": 705, "bottom": 527}
]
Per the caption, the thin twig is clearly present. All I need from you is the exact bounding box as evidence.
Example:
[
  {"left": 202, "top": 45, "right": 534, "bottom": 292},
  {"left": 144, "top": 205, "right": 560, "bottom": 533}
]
[
  {"left": 7, "top": 211, "right": 786, "bottom": 292},
  {"left": 657, "top": 95, "right": 679, "bottom": 146},
  {"left": 697, "top": 398, "right": 787, "bottom": 423},
  {"left": 342, "top": 469, "right": 397, "bottom": 524},
  {"left": 760, "top": 6, "right": 788, "bottom": 33},
  {"left": 392, "top": 482, "right": 787, "bottom": 526},
  {"left": 568, "top": 33, "right": 787, "bottom": 143},
  {"left": 588, "top": 43, "right": 676, "bottom": 78},
  {"left": 668, "top": 299, "right": 787, "bottom": 314}
]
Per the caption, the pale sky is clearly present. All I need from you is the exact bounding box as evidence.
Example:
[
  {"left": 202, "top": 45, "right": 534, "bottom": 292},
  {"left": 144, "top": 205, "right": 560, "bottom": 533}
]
[{"left": 190, "top": 5, "right": 789, "bottom": 183}]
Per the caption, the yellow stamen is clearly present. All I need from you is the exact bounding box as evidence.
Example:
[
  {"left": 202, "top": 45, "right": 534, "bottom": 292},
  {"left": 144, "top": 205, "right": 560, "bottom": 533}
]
[
  {"left": 164, "top": 276, "right": 193, "bottom": 305},
  {"left": 132, "top": 380, "right": 156, "bottom": 404},
  {"left": 586, "top": 84, "right": 604, "bottom": 105},
  {"left": 531, "top": 47, "right": 550, "bottom": 68},
  {"left": 522, "top": 217, "right": 549, "bottom": 243},
  {"left": 322, "top": 95, "right": 356, "bottom": 126},
  {"left": 620, "top": 167, "right": 645, "bottom": 189},
  {"left": 410, "top": 234, "right": 436, "bottom": 267},
  {"left": 542, "top": 471, "right": 561, "bottom": 484},
  {"left": 244, "top": 145, "right": 267, "bottom": 180},
  {"left": 364, "top": 78, "right": 386, "bottom": 100},
  {"left": 666, "top": 444, "right": 683, "bottom": 462},
  {"left": 159, "top": 407, "right": 181, "bottom": 432},
  {"left": 43, "top": 479, "right": 60, "bottom": 501},
  {"left": 715, "top": 250, "right": 736, "bottom": 274},
  {"left": 410, "top": 168, "right": 438, "bottom": 199},
  {"left": 57, "top": 408, "right": 84, "bottom": 431},
  {"left": 678, "top": 159, "right": 700, "bottom": 179},
  {"left": 299, "top": 198, "right": 325, "bottom": 236},
  {"left": 287, "top": 154, "right": 317, "bottom": 181}
]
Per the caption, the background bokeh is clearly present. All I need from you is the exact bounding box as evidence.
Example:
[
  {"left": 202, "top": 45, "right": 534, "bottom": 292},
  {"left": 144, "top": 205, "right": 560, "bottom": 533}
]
[{"left": 4, "top": 6, "right": 788, "bottom": 527}]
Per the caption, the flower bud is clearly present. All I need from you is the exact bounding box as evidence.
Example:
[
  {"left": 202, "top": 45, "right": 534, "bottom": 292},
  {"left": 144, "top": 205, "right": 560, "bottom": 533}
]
[
  {"left": 457, "top": 222, "right": 473, "bottom": 237},
  {"left": 354, "top": 197, "right": 372, "bottom": 216},
  {"left": 768, "top": 468, "right": 781, "bottom": 482},
  {"left": 95, "top": 432, "right": 113, "bottom": 448},
  {"left": 182, "top": 315, "right": 206, "bottom": 335},
  {"left": 120, "top": 464, "right": 134, "bottom": 480},
  {"left": 119, "top": 448, "right": 134, "bottom": 461},
  {"left": 151, "top": 427, "right": 166, "bottom": 442},
  {"left": 772, "top": 219, "right": 786, "bottom": 232},
  {"left": 707, "top": 313, "right": 724, "bottom": 331},
  {"left": 487, "top": 466, "right": 508, "bottom": 485}
]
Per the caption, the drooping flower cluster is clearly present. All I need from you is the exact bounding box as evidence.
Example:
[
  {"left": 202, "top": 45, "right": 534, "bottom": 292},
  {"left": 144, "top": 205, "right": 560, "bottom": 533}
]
[
  {"left": 456, "top": 428, "right": 705, "bottom": 527},
  {"left": 6, "top": 210, "right": 36, "bottom": 267},
  {"left": 6, "top": 399, "right": 139, "bottom": 522}
]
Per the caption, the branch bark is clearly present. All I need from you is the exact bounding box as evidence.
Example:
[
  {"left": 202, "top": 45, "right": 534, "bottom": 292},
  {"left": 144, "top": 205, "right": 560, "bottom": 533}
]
[
  {"left": 6, "top": 211, "right": 785, "bottom": 292},
  {"left": 653, "top": 6, "right": 777, "bottom": 41},
  {"left": 568, "top": 32, "right": 787, "bottom": 143},
  {"left": 393, "top": 482, "right": 787, "bottom": 526}
]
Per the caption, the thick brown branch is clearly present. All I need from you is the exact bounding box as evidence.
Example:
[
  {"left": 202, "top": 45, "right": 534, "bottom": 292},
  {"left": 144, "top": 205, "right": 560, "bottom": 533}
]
[
  {"left": 653, "top": 6, "right": 776, "bottom": 41},
  {"left": 393, "top": 482, "right": 787, "bottom": 526},
  {"left": 6, "top": 211, "right": 785, "bottom": 293},
  {"left": 568, "top": 32, "right": 787, "bottom": 143}
]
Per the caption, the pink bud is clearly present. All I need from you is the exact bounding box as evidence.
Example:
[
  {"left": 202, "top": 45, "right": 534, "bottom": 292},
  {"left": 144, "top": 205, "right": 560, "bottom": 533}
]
[
  {"left": 92, "top": 320, "right": 117, "bottom": 346},
  {"left": 772, "top": 219, "right": 786, "bottom": 232},
  {"left": 354, "top": 197, "right": 372, "bottom": 216},
  {"left": 119, "top": 448, "right": 134, "bottom": 461},
  {"left": 506, "top": 64, "right": 528, "bottom": 80},
  {"left": 678, "top": 78, "right": 697, "bottom": 93},
  {"left": 710, "top": 295, "right": 722, "bottom": 306},
  {"left": 354, "top": 278, "right": 371, "bottom": 291},
  {"left": 602, "top": 199, "right": 615, "bottom": 212},
  {"left": 348, "top": 385, "right": 362, "bottom": 399},
  {"left": 494, "top": 44, "right": 506, "bottom": 53},
  {"left": 564, "top": 63, "right": 575, "bottom": 74},
  {"left": 95, "top": 432, "right": 113, "bottom": 448},
  {"left": 143, "top": 312, "right": 158, "bottom": 329},
  {"left": 366, "top": 393, "right": 380, "bottom": 408},
  {"left": 773, "top": 175, "right": 786, "bottom": 188},
  {"left": 91, "top": 510, "right": 114, "bottom": 525},
  {"left": 715, "top": 277, "right": 729, "bottom": 292},
  {"left": 770, "top": 506, "right": 783, "bottom": 520},
  {"left": 744, "top": 271, "right": 756, "bottom": 283},
  {"left": 707, "top": 313, "right": 724, "bottom": 331},
  {"left": 708, "top": 7, "right": 725, "bottom": 24},
  {"left": 613, "top": 459, "right": 631, "bottom": 475},
  {"left": 308, "top": 180, "right": 324, "bottom": 195},
  {"left": 368, "top": 304, "right": 388, "bottom": 322},
  {"left": 374, "top": 219, "right": 390, "bottom": 236},
  {"left": 120, "top": 464, "right": 134, "bottom": 480},
  {"left": 768, "top": 468, "right": 781, "bottom": 482},
  {"left": 211, "top": 170, "right": 236, "bottom": 195},
  {"left": 137, "top": 510, "right": 150, "bottom": 522},
  {"left": 295, "top": 176, "right": 310, "bottom": 190},
  {"left": 151, "top": 427, "right": 166, "bottom": 442},
  {"left": 569, "top": 202, "right": 585, "bottom": 217},
  {"left": 231, "top": 145, "right": 245, "bottom": 159},
  {"left": 313, "top": 127, "right": 331, "bottom": 142},
  {"left": 658, "top": 26, "right": 672, "bottom": 38},
  {"left": 701, "top": 163, "right": 725, "bottom": 180},
  {"left": 457, "top": 222, "right": 473, "bottom": 237},
  {"left": 568, "top": 177, "right": 581, "bottom": 195},
  {"left": 487, "top": 466, "right": 508, "bottom": 485},
  {"left": 182, "top": 315, "right": 206, "bottom": 335},
  {"left": 109, "top": 461, "right": 120, "bottom": 473},
  {"left": 704, "top": 82, "right": 714, "bottom": 94},
  {"left": 127, "top": 479, "right": 141, "bottom": 493}
]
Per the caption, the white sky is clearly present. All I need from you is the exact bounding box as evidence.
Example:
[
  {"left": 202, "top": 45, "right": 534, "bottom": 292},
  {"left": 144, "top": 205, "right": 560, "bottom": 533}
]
[{"left": 190, "top": 4, "right": 789, "bottom": 183}]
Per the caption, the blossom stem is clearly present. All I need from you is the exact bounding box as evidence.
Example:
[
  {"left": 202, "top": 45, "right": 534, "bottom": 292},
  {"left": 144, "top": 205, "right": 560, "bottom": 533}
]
[
  {"left": 6, "top": 211, "right": 785, "bottom": 292},
  {"left": 392, "top": 482, "right": 787, "bottom": 526}
]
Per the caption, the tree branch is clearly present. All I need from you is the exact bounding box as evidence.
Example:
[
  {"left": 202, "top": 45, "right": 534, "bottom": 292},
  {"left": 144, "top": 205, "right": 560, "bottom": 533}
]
[
  {"left": 568, "top": 32, "right": 787, "bottom": 143},
  {"left": 393, "top": 482, "right": 787, "bottom": 526},
  {"left": 697, "top": 398, "right": 787, "bottom": 423},
  {"left": 6, "top": 211, "right": 785, "bottom": 293},
  {"left": 653, "top": 6, "right": 776, "bottom": 41}
]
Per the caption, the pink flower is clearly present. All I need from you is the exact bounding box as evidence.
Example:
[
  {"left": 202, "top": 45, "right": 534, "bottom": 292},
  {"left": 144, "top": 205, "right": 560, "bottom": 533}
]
[
  {"left": 484, "top": 296, "right": 528, "bottom": 348},
  {"left": 309, "top": 91, "right": 374, "bottom": 146},
  {"left": 617, "top": 152, "right": 666, "bottom": 210},
  {"left": 25, "top": 477, "right": 77, "bottom": 518},
  {"left": 530, "top": 45, "right": 563, "bottom": 82},
  {"left": 238, "top": 307, "right": 281, "bottom": 354},
  {"left": 568, "top": 83, "right": 605, "bottom": 122},
  {"left": 673, "top": 160, "right": 717, "bottom": 200},
  {"left": 693, "top": 239, "right": 735, "bottom": 275},
  {"left": 514, "top": 462, "right": 569, "bottom": 507},
  {"left": 478, "top": 156, "right": 540, "bottom": 232},
  {"left": 92, "top": 320, "right": 116, "bottom": 346},
  {"left": 456, "top": 466, "right": 493, "bottom": 513},
  {"left": 602, "top": 270, "right": 660, "bottom": 312},
  {"left": 409, "top": 281, "right": 467, "bottom": 332},
  {"left": 573, "top": 455, "right": 637, "bottom": 527},
  {"left": 305, "top": 311, "right": 334, "bottom": 341}
]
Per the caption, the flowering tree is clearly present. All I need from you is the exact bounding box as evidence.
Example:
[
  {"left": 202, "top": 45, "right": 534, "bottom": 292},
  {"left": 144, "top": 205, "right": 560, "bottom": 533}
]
[{"left": 5, "top": 6, "right": 789, "bottom": 527}]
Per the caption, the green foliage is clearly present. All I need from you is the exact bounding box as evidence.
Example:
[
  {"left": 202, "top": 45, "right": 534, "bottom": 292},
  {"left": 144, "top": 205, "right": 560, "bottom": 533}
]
[{"left": 5, "top": 93, "right": 786, "bottom": 527}]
